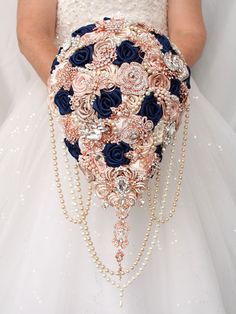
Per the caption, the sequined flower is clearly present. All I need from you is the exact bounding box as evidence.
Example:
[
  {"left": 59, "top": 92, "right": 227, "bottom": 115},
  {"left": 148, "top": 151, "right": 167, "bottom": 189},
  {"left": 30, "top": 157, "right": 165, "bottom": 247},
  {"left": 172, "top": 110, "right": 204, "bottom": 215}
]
[
  {"left": 69, "top": 44, "right": 94, "bottom": 67},
  {"left": 54, "top": 86, "right": 74, "bottom": 115},
  {"left": 113, "top": 40, "right": 145, "bottom": 65},
  {"left": 102, "top": 141, "right": 133, "bottom": 168},
  {"left": 137, "top": 92, "right": 163, "bottom": 127},
  {"left": 72, "top": 72, "right": 94, "bottom": 96},
  {"left": 92, "top": 87, "right": 122, "bottom": 118},
  {"left": 116, "top": 62, "right": 148, "bottom": 95}
]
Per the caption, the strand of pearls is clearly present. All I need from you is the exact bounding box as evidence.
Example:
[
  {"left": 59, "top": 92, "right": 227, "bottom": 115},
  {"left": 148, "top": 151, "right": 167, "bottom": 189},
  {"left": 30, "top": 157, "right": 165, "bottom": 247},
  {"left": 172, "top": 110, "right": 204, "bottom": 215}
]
[
  {"left": 61, "top": 143, "right": 93, "bottom": 224},
  {"left": 64, "top": 143, "right": 161, "bottom": 277},
  {"left": 155, "top": 105, "right": 190, "bottom": 224},
  {"left": 152, "top": 133, "right": 176, "bottom": 221},
  {"left": 47, "top": 101, "right": 190, "bottom": 307},
  {"left": 48, "top": 113, "right": 93, "bottom": 223},
  {"left": 48, "top": 112, "right": 162, "bottom": 307},
  {"left": 61, "top": 142, "right": 87, "bottom": 221},
  {"left": 48, "top": 111, "right": 159, "bottom": 277},
  {"left": 77, "top": 184, "right": 161, "bottom": 308}
]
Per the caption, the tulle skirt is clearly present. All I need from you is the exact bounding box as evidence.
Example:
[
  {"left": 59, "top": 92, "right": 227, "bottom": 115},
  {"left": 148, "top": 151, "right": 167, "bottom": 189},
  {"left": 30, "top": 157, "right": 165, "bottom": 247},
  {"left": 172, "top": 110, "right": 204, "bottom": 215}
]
[{"left": 0, "top": 72, "right": 236, "bottom": 314}]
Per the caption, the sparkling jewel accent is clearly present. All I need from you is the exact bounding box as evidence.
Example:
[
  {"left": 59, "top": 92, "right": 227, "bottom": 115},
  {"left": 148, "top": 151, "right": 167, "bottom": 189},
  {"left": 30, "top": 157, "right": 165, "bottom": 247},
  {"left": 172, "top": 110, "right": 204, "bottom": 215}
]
[
  {"left": 163, "top": 52, "right": 189, "bottom": 81},
  {"left": 115, "top": 176, "right": 130, "bottom": 194}
]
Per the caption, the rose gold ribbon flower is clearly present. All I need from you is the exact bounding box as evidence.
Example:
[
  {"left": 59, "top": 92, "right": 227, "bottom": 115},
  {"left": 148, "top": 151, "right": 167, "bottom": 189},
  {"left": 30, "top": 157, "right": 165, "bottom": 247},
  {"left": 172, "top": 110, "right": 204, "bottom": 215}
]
[
  {"left": 74, "top": 96, "right": 96, "bottom": 122},
  {"left": 148, "top": 73, "right": 171, "bottom": 91},
  {"left": 72, "top": 71, "right": 94, "bottom": 96},
  {"left": 96, "top": 64, "right": 119, "bottom": 93},
  {"left": 143, "top": 51, "right": 162, "bottom": 70},
  {"left": 93, "top": 37, "right": 117, "bottom": 63}
]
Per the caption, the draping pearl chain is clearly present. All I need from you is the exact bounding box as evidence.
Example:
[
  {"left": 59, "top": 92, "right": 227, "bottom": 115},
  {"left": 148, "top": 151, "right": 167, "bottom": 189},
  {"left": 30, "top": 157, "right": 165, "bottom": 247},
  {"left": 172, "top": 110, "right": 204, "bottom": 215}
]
[
  {"left": 61, "top": 145, "right": 93, "bottom": 224},
  {"left": 155, "top": 104, "right": 190, "bottom": 224},
  {"left": 48, "top": 111, "right": 161, "bottom": 306},
  {"left": 48, "top": 111, "right": 158, "bottom": 269},
  {"left": 52, "top": 134, "right": 170, "bottom": 278},
  {"left": 48, "top": 103, "right": 189, "bottom": 227},
  {"left": 48, "top": 101, "right": 190, "bottom": 307},
  {"left": 55, "top": 128, "right": 161, "bottom": 277}
]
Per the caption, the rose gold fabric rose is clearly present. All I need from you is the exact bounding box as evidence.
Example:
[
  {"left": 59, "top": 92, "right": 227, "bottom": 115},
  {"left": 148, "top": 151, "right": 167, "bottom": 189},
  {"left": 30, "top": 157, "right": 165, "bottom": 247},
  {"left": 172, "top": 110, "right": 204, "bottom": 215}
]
[
  {"left": 72, "top": 72, "right": 94, "bottom": 96},
  {"left": 148, "top": 73, "right": 171, "bottom": 91}
]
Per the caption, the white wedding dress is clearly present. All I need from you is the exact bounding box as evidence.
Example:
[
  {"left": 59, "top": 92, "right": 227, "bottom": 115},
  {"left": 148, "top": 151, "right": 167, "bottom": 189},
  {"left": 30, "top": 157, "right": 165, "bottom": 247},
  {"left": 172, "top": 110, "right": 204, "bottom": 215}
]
[{"left": 0, "top": 0, "right": 236, "bottom": 313}]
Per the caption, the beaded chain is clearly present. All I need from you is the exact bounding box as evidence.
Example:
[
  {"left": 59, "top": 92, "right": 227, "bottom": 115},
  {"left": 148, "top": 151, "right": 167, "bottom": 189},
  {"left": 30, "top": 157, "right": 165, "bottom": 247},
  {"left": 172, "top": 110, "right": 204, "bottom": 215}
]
[{"left": 48, "top": 101, "right": 190, "bottom": 307}]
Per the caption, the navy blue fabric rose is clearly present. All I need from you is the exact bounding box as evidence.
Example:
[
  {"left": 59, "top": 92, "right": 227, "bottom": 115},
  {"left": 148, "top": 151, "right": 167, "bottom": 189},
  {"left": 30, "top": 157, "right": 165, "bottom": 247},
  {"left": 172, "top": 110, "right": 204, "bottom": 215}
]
[
  {"left": 50, "top": 47, "right": 63, "bottom": 73},
  {"left": 69, "top": 44, "right": 94, "bottom": 67},
  {"left": 50, "top": 57, "right": 59, "bottom": 73},
  {"left": 137, "top": 92, "right": 163, "bottom": 127},
  {"left": 113, "top": 40, "right": 145, "bottom": 65},
  {"left": 92, "top": 87, "right": 122, "bottom": 119},
  {"left": 102, "top": 140, "right": 133, "bottom": 168},
  {"left": 169, "top": 78, "right": 181, "bottom": 99},
  {"left": 64, "top": 138, "right": 81, "bottom": 161},
  {"left": 72, "top": 23, "right": 96, "bottom": 37},
  {"left": 183, "top": 66, "right": 191, "bottom": 89},
  {"left": 155, "top": 144, "right": 163, "bottom": 162},
  {"left": 151, "top": 32, "right": 177, "bottom": 55},
  {"left": 54, "top": 86, "right": 74, "bottom": 115}
]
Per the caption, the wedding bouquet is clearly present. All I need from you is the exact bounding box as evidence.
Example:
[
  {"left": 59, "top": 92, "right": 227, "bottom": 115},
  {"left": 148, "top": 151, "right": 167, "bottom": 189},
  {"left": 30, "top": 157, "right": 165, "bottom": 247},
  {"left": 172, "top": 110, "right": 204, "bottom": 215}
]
[
  {"left": 48, "top": 16, "right": 190, "bottom": 210},
  {"left": 48, "top": 17, "right": 191, "bottom": 302}
]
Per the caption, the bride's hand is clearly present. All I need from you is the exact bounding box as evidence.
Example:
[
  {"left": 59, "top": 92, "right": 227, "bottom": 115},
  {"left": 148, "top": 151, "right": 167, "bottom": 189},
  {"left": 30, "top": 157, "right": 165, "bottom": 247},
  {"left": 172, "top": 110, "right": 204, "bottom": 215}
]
[
  {"left": 168, "top": 0, "right": 207, "bottom": 67},
  {"left": 17, "top": 0, "right": 58, "bottom": 84}
]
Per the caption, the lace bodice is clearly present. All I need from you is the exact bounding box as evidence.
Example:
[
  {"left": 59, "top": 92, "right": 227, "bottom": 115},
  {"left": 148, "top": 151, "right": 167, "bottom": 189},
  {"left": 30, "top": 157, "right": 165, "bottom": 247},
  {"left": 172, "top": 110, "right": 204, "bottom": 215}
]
[{"left": 55, "top": 0, "right": 168, "bottom": 46}]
